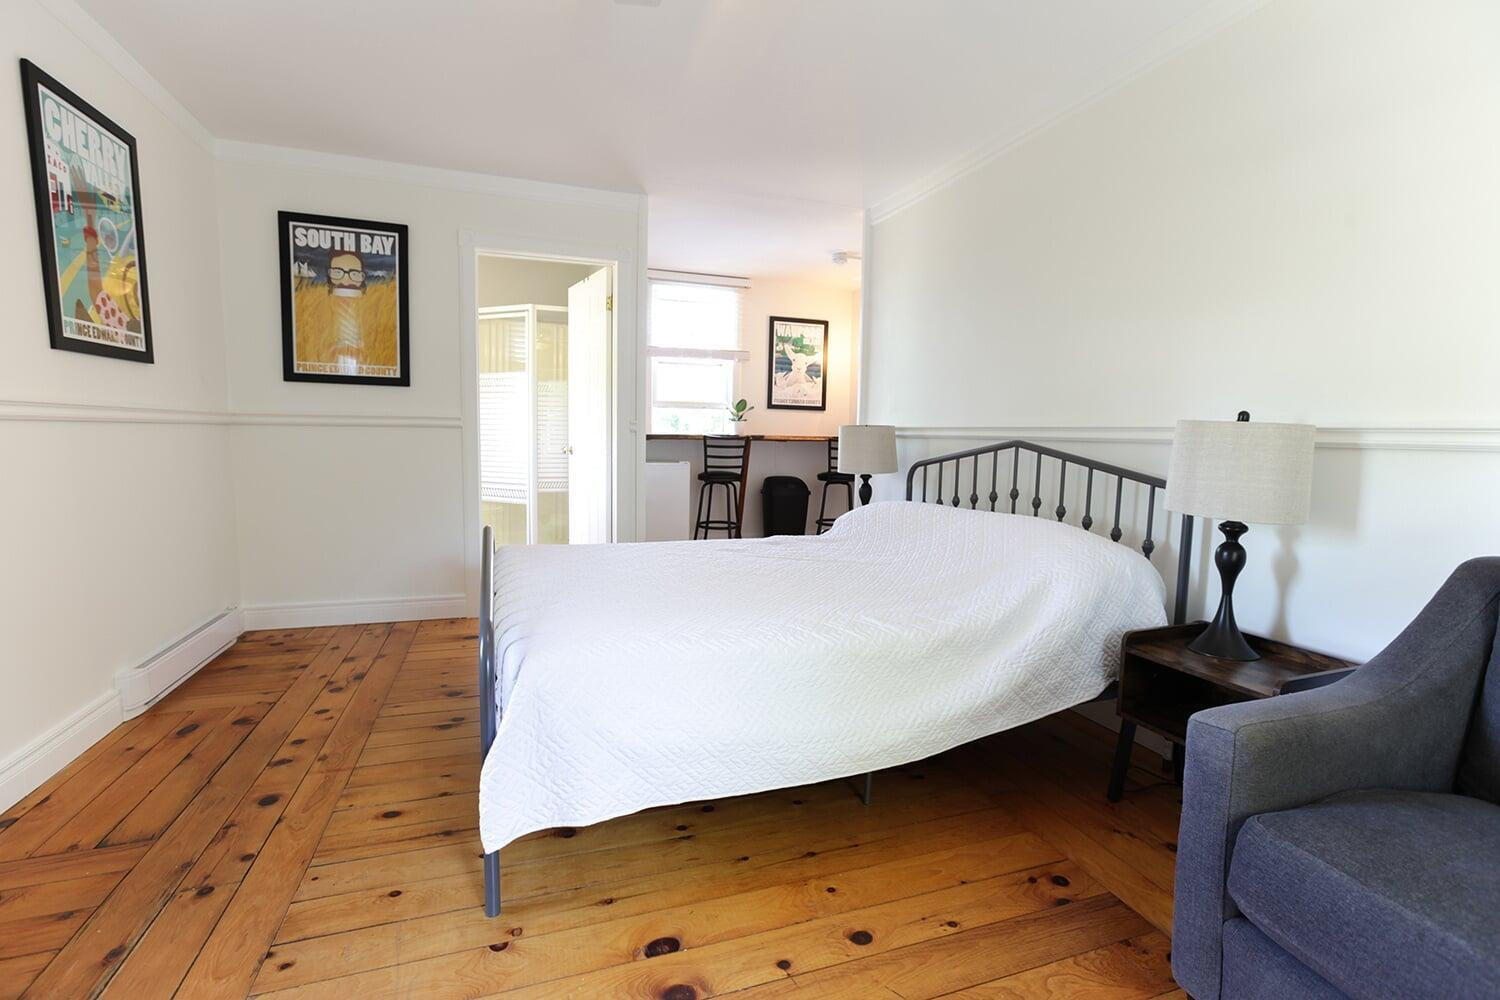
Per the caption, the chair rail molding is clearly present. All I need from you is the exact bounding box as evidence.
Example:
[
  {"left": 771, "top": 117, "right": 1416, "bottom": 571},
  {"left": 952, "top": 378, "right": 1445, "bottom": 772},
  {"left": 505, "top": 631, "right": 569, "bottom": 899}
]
[
  {"left": 894, "top": 425, "right": 1500, "bottom": 454},
  {"left": 0, "top": 400, "right": 230, "bottom": 425},
  {"left": 0, "top": 399, "right": 461, "bottom": 429},
  {"left": 229, "top": 412, "right": 462, "bottom": 429}
]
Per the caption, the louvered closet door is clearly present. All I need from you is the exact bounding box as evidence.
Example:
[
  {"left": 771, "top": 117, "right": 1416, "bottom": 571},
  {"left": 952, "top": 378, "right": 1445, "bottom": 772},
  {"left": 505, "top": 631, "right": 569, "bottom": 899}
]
[
  {"left": 534, "top": 309, "right": 570, "bottom": 545},
  {"left": 478, "top": 312, "right": 531, "bottom": 546}
]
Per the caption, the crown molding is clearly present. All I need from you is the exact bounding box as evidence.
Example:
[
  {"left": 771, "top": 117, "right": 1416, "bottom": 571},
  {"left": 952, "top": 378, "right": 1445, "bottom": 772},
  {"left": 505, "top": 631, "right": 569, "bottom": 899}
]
[
  {"left": 215, "top": 140, "right": 646, "bottom": 213},
  {"left": 867, "top": 0, "right": 1272, "bottom": 224},
  {"left": 35, "top": 0, "right": 216, "bottom": 152},
  {"left": 894, "top": 425, "right": 1500, "bottom": 454}
]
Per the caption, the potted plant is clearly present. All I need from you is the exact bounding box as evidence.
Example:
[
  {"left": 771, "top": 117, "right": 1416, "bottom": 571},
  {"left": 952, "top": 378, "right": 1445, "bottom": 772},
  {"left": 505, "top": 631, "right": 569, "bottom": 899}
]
[{"left": 727, "top": 398, "right": 753, "bottom": 433}]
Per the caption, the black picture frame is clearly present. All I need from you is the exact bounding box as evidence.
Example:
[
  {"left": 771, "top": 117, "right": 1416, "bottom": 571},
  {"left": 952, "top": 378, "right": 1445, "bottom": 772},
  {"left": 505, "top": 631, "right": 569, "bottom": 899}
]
[
  {"left": 766, "top": 315, "right": 828, "bottom": 411},
  {"left": 19, "top": 59, "right": 154, "bottom": 363},
  {"left": 278, "top": 210, "right": 411, "bottom": 386}
]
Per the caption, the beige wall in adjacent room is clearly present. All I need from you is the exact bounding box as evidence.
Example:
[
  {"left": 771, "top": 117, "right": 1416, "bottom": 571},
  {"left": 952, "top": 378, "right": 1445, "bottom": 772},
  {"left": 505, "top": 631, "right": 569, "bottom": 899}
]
[
  {"left": 646, "top": 273, "right": 861, "bottom": 536},
  {"left": 732, "top": 276, "right": 860, "bottom": 437},
  {"left": 478, "top": 255, "right": 597, "bottom": 309}
]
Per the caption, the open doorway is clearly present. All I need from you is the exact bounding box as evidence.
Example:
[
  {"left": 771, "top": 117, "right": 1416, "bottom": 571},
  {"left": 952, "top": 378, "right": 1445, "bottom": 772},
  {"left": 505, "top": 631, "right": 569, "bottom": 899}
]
[{"left": 475, "top": 253, "right": 615, "bottom": 546}]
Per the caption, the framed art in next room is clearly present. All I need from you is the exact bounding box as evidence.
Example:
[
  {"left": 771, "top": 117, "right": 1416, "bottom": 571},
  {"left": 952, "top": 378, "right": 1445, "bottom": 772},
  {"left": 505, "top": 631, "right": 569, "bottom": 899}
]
[
  {"left": 767, "top": 315, "right": 828, "bottom": 410},
  {"left": 19, "top": 59, "right": 154, "bottom": 363},
  {"left": 278, "top": 211, "right": 410, "bottom": 385}
]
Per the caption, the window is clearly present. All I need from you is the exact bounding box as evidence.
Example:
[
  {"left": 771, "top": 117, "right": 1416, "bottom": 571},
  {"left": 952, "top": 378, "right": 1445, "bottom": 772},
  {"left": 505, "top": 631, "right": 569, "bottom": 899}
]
[{"left": 648, "top": 279, "right": 745, "bottom": 434}]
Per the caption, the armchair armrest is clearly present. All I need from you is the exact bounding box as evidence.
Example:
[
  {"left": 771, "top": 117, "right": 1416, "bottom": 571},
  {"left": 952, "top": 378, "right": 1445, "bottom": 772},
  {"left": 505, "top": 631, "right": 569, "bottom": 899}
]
[{"left": 1172, "top": 557, "right": 1500, "bottom": 1000}]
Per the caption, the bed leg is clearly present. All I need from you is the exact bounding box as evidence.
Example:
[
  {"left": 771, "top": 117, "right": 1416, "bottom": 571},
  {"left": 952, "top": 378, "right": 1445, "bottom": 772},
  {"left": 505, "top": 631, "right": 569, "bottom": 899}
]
[
  {"left": 483, "top": 850, "right": 501, "bottom": 917},
  {"left": 860, "top": 772, "right": 873, "bottom": 806}
]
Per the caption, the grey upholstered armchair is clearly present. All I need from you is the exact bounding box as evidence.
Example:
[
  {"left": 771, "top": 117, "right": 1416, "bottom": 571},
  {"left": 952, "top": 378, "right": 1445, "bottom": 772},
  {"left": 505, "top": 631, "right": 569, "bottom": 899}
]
[{"left": 1173, "top": 558, "right": 1500, "bottom": 1000}]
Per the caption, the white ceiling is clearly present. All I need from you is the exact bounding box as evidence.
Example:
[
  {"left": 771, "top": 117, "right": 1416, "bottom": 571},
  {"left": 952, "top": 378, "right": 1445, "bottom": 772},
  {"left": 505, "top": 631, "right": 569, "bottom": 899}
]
[
  {"left": 77, "top": 0, "right": 1249, "bottom": 282},
  {"left": 648, "top": 192, "right": 863, "bottom": 287}
]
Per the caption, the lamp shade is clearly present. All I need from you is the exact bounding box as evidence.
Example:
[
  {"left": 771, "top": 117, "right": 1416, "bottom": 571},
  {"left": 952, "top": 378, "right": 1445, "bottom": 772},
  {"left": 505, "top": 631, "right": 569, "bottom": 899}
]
[
  {"left": 1164, "top": 418, "right": 1315, "bottom": 525},
  {"left": 837, "top": 424, "right": 898, "bottom": 474}
]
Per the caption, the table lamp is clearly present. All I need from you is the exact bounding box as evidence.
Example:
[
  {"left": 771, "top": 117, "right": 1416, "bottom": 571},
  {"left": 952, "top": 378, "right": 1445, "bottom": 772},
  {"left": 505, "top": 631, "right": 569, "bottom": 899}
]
[
  {"left": 1164, "top": 411, "right": 1315, "bottom": 661},
  {"left": 837, "top": 424, "right": 898, "bottom": 505}
]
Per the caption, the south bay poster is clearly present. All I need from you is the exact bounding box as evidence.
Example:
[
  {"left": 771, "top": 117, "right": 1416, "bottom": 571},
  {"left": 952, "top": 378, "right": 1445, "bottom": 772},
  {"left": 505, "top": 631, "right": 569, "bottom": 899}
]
[{"left": 278, "top": 211, "right": 410, "bottom": 385}]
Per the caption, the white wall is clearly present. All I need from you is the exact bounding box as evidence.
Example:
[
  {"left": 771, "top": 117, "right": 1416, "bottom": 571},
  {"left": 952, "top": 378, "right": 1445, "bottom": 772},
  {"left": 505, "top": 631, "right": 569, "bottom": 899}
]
[
  {"left": 0, "top": 4, "right": 649, "bottom": 805},
  {"left": 863, "top": 0, "right": 1500, "bottom": 662},
  {"left": 1, "top": 2, "right": 238, "bottom": 776},
  {"left": 215, "top": 148, "right": 645, "bottom": 624}
]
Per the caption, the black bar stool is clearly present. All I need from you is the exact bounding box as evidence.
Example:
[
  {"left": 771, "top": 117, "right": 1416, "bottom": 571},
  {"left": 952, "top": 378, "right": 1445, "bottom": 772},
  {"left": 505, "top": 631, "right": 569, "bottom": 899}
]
[
  {"left": 694, "top": 435, "right": 751, "bottom": 539},
  {"left": 814, "top": 436, "right": 855, "bottom": 534}
]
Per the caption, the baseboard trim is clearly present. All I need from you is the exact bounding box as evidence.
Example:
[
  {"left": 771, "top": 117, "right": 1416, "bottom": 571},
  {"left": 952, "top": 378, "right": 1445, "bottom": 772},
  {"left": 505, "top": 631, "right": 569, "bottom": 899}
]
[
  {"left": 1, "top": 608, "right": 252, "bottom": 812},
  {"left": 0, "top": 691, "right": 122, "bottom": 814},
  {"left": 242, "top": 594, "right": 470, "bottom": 630},
  {"left": 115, "top": 608, "right": 245, "bottom": 719}
]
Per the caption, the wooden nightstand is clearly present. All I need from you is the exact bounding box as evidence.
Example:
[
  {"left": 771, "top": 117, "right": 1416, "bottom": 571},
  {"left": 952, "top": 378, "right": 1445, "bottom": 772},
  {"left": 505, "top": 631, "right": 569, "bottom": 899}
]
[{"left": 1107, "top": 623, "right": 1358, "bottom": 801}]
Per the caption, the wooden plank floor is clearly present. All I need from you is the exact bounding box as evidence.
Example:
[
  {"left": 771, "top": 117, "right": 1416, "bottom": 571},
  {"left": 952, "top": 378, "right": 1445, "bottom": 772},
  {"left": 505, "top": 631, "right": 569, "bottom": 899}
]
[{"left": 0, "top": 621, "right": 1185, "bottom": 998}]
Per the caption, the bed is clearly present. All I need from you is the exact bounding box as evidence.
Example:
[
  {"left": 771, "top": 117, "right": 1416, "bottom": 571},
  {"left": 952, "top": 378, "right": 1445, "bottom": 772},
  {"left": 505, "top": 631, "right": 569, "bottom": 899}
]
[{"left": 475, "top": 440, "right": 1195, "bottom": 916}]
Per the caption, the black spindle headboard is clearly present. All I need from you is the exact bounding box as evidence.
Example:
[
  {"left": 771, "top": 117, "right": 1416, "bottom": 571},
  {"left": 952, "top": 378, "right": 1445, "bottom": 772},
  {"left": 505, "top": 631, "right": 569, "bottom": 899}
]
[{"left": 905, "top": 440, "right": 1194, "bottom": 625}]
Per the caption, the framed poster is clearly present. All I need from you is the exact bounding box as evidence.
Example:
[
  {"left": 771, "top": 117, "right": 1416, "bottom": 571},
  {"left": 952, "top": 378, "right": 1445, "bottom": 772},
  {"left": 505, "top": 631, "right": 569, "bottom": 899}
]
[
  {"left": 19, "top": 59, "right": 153, "bottom": 362},
  {"left": 766, "top": 316, "right": 828, "bottom": 410},
  {"left": 278, "top": 211, "right": 410, "bottom": 385}
]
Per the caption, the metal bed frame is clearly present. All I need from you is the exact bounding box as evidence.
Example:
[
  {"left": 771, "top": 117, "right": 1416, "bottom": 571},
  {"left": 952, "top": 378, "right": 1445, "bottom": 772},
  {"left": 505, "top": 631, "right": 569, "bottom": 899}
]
[
  {"left": 905, "top": 440, "right": 1192, "bottom": 617},
  {"left": 477, "top": 439, "right": 1194, "bottom": 916}
]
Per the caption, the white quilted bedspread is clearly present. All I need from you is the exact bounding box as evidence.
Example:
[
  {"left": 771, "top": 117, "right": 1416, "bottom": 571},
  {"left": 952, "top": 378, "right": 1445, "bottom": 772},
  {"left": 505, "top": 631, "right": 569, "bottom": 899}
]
[{"left": 479, "top": 501, "right": 1166, "bottom": 852}]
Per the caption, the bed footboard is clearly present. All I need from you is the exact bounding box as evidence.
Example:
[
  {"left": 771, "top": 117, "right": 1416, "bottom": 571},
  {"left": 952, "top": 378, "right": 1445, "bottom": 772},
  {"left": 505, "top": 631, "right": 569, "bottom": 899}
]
[{"left": 478, "top": 525, "right": 501, "bottom": 917}]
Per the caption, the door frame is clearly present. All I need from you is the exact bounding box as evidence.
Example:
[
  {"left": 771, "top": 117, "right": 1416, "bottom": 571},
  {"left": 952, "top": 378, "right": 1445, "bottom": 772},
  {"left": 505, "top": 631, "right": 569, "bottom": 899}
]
[{"left": 458, "top": 229, "right": 642, "bottom": 611}]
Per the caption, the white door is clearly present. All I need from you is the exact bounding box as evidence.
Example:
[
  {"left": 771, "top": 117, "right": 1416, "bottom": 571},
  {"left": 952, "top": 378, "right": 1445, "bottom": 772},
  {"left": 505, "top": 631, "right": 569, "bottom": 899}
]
[{"left": 566, "top": 268, "right": 612, "bottom": 543}]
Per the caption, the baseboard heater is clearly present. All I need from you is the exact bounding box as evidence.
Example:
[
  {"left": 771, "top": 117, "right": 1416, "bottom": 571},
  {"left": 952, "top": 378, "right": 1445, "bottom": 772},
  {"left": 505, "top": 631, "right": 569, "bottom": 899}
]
[{"left": 114, "top": 607, "right": 244, "bottom": 718}]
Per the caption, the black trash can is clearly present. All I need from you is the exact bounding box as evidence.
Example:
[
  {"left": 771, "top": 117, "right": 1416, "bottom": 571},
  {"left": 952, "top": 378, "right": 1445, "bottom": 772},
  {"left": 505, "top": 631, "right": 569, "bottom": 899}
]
[{"left": 760, "top": 476, "right": 811, "bottom": 536}]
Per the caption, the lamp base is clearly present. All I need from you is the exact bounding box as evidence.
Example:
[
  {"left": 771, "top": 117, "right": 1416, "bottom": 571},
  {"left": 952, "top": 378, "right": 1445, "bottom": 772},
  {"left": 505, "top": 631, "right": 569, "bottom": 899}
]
[
  {"left": 1187, "top": 520, "right": 1261, "bottom": 661},
  {"left": 1188, "top": 614, "right": 1260, "bottom": 661},
  {"left": 859, "top": 474, "right": 873, "bottom": 505}
]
